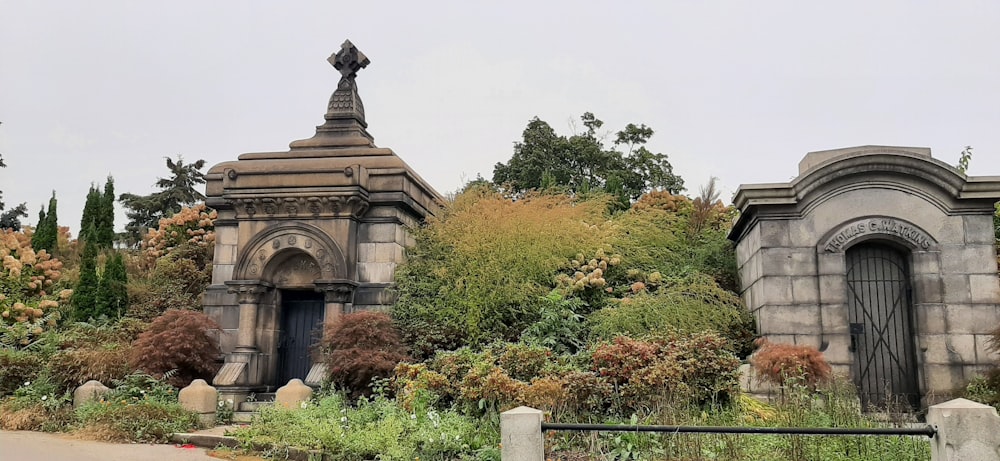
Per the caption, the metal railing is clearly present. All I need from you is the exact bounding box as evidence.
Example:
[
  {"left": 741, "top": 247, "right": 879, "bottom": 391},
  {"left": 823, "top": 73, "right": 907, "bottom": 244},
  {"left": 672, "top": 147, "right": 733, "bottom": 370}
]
[{"left": 541, "top": 421, "right": 937, "bottom": 437}]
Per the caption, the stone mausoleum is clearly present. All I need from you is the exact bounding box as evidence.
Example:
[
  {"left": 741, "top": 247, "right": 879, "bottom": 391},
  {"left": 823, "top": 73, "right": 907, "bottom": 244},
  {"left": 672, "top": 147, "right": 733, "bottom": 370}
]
[
  {"left": 729, "top": 146, "right": 1000, "bottom": 408},
  {"left": 202, "top": 41, "right": 442, "bottom": 395}
]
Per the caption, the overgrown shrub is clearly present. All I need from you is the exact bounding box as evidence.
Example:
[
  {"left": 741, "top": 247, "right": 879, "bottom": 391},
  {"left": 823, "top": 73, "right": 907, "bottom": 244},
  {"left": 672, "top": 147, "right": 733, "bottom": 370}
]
[
  {"left": 964, "top": 369, "right": 1000, "bottom": 411},
  {"left": 129, "top": 310, "right": 221, "bottom": 387},
  {"left": 591, "top": 333, "right": 741, "bottom": 406},
  {"left": 587, "top": 273, "right": 756, "bottom": 357},
  {"left": 750, "top": 339, "right": 832, "bottom": 389},
  {"left": 393, "top": 187, "right": 612, "bottom": 349},
  {"left": 320, "top": 311, "right": 409, "bottom": 397},
  {"left": 0, "top": 348, "right": 43, "bottom": 396},
  {"left": 126, "top": 245, "right": 211, "bottom": 320}
]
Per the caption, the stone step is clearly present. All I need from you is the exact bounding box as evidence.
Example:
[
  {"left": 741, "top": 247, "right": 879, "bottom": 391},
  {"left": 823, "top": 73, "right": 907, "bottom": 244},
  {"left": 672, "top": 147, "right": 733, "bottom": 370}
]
[
  {"left": 232, "top": 411, "right": 256, "bottom": 424},
  {"left": 238, "top": 400, "right": 274, "bottom": 412}
]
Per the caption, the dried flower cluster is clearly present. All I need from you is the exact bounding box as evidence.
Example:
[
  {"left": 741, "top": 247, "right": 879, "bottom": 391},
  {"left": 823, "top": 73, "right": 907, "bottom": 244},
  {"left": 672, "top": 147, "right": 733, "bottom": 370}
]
[{"left": 141, "top": 204, "right": 216, "bottom": 259}]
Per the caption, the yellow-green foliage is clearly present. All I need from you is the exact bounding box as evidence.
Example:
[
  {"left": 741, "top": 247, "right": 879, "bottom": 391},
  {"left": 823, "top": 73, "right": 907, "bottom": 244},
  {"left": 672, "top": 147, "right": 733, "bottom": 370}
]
[
  {"left": 587, "top": 273, "right": 756, "bottom": 357},
  {"left": 394, "top": 186, "right": 611, "bottom": 349}
]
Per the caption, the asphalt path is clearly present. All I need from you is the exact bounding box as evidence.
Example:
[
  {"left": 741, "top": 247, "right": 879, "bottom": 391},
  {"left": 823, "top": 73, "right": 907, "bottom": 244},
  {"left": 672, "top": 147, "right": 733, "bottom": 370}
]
[{"left": 0, "top": 430, "right": 220, "bottom": 461}]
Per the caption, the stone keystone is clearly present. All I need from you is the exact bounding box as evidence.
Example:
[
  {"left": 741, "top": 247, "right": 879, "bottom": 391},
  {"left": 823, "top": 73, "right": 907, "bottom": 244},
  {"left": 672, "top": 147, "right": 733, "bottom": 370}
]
[
  {"left": 276, "top": 378, "right": 313, "bottom": 409},
  {"left": 73, "top": 380, "right": 110, "bottom": 409}
]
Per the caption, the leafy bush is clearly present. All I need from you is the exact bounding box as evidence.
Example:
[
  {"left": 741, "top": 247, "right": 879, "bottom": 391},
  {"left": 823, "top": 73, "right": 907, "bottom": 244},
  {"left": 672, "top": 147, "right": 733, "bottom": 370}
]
[
  {"left": 126, "top": 244, "right": 211, "bottom": 320},
  {"left": 750, "top": 339, "right": 832, "bottom": 389},
  {"left": 964, "top": 369, "right": 1000, "bottom": 411},
  {"left": 393, "top": 187, "right": 612, "bottom": 349},
  {"left": 129, "top": 310, "right": 221, "bottom": 386},
  {"left": 320, "top": 311, "right": 409, "bottom": 397},
  {"left": 587, "top": 273, "right": 756, "bottom": 357},
  {"left": 519, "top": 292, "right": 586, "bottom": 354},
  {"left": 591, "top": 333, "right": 741, "bottom": 406},
  {"left": 0, "top": 373, "right": 74, "bottom": 431},
  {"left": 75, "top": 397, "right": 197, "bottom": 442},
  {"left": 0, "top": 348, "right": 43, "bottom": 396},
  {"left": 232, "top": 391, "right": 495, "bottom": 461}
]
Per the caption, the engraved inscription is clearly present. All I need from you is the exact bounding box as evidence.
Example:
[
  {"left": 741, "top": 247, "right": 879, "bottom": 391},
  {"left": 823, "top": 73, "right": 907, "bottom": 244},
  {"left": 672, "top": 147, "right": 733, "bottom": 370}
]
[{"left": 825, "top": 218, "right": 933, "bottom": 252}]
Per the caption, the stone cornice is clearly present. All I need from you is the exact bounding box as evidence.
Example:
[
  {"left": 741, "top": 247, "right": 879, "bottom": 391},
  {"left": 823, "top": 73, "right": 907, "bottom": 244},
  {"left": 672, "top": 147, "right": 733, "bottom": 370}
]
[{"left": 227, "top": 194, "right": 370, "bottom": 220}]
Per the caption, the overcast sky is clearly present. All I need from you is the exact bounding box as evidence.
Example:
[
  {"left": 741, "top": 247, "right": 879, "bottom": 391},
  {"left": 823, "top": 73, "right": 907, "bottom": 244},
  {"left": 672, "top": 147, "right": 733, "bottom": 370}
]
[{"left": 2, "top": 1, "right": 999, "bottom": 236}]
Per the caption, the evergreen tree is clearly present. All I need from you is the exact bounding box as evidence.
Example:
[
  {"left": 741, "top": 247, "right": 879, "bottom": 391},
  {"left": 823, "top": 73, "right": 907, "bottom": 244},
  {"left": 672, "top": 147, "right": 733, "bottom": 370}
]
[
  {"left": 80, "top": 178, "right": 114, "bottom": 248},
  {"left": 96, "top": 252, "right": 128, "bottom": 318},
  {"left": 97, "top": 177, "right": 115, "bottom": 247},
  {"left": 80, "top": 185, "right": 101, "bottom": 243},
  {"left": 30, "top": 191, "right": 58, "bottom": 253},
  {"left": 120, "top": 156, "right": 207, "bottom": 246},
  {"left": 71, "top": 241, "right": 100, "bottom": 321}
]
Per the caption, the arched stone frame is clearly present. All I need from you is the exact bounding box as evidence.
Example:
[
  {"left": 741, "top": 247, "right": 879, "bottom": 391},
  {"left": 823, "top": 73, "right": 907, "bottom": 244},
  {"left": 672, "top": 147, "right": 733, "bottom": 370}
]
[
  {"left": 814, "top": 216, "right": 941, "bottom": 401},
  {"left": 234, "top": 222, "right": 348, "bottom": 283}
]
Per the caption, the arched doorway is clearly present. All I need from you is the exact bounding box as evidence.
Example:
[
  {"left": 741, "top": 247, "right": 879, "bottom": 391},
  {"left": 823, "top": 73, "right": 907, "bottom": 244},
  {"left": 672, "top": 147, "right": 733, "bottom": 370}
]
[
  {"left": 845, "top": 242, "right": 920, "bottom": 409},
  {"left": 266, "top": 252, "right": 325, "bottom": 385}
]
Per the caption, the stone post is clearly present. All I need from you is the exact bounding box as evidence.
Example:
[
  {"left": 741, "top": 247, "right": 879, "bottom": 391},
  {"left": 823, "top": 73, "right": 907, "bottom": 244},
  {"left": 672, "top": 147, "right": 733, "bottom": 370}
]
[
  {"left": 314, "top": 279, "right": 358, "bottom": 331},
  {"left": 275, "top": 378, "right": 313, "bottom": 409},
  {"left": 73, "top": 380, "right": 110, "bottom": 409},
  {"left": 225, "top": 280, "right": 269, "bottom": 351},
  {"left": 500, "top": 406, "right": 544, "bottom": 461},
  {"left": 927, "top": 398, "right": 1000, "bottom": 461},
  {"left": 179, "top": 379, "right": 219, "bottom": 428}
]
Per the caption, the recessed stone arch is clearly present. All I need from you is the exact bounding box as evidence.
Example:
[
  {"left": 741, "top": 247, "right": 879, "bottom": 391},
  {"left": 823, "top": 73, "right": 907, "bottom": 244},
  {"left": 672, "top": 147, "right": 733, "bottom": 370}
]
[{"left": 234, "top": 222, "right": 347, "bottom": 282}]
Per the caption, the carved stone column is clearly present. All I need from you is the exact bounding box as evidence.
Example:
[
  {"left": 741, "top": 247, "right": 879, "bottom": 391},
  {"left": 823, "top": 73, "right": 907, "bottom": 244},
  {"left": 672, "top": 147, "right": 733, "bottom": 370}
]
[
  {"left": 314, "top": 279, "right": 358, "bottom": 329},
  {"left": 225, "top": 280, "right": 271, "bottom": 351}
]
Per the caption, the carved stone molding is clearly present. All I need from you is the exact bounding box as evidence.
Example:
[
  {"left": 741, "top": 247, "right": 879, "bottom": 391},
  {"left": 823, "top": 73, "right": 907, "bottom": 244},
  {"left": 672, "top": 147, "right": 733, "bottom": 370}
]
[
  {"left": 225, "top": 280, "right": 272, "bottom": 304},
  {"left": 314, "top": 279, "right": 359, "bottom": 304},
  {"left": 231, "top": 195, "right": 369, "bottom": 220}
]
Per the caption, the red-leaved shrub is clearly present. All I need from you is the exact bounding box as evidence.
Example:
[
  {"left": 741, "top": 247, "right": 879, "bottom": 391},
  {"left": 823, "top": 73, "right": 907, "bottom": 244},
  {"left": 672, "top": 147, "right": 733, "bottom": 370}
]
[
  {"left": 591, "top": 333, "right": 741, "bottom": 406},
  {"left": 129, "top": 310, "right": 221, "bottom": 387},
  {"left": 319, "top": 311, "right": 409, "bottom": 397},
  {"left": 750, "top": 338, "right": 832, "bottom": 389}
]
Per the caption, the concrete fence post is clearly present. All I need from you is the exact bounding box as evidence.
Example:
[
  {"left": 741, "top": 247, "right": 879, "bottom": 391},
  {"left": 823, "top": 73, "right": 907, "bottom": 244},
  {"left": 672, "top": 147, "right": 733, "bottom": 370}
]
[
  {"left": 500, "top": 406, "right": 544, "bottom": 461},
  {"left": 927, "top": 398, "right": 1000, "bottom": 461}
]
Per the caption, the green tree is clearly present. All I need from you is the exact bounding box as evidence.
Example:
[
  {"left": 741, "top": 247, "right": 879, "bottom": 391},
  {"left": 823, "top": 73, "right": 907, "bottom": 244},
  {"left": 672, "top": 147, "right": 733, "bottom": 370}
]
[
  {"left": 80, "top": 177, "right": 115, "bottom": 248},
  {"left": 0, "top": 154, "right": 28, "bottom": 230},
  {"left": 97, "top": 177, "right": 115, "bottom": 246},
  {"left": 96, "top": 252, "right": 128, "bottom": 319},
  {"left": 492, "top": 113, "right": 683, "bottom": 203},
  {"left": 79, "top": 184, "right": 102, "bottom": 244},
  {"left": 30, "top": 191, "right": 58, "bottom": 253},
  {"left": 71, "top": 241, "right": 100, "bottom": 321},
  {"left": 119, "top": 156, "right": 207, "bottom": 246}
]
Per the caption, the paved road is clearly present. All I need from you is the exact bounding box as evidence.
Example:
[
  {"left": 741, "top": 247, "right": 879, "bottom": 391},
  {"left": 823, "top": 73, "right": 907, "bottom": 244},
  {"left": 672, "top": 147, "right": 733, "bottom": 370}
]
[{"left": 0, "top": 430, "right": 220, "bottom": 461}]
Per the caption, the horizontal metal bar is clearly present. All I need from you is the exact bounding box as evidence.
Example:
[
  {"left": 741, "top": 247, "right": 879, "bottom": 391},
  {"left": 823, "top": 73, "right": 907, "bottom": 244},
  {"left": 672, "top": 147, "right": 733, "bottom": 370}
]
[{"left": 541, "top": 423, "right": 936, "bottom": 438}]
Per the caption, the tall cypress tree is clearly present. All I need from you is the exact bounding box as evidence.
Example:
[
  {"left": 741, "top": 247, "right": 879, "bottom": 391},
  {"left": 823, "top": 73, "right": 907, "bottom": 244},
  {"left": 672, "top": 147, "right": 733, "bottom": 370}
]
[
  {"left": 31, "top": 206, "right": 47, "bottom": 249},
  {"left": 71, "top": 240, "right": 100, "bottom": 321},
  {"left": 96, "top": 252, "right": 128, "bottom": 319},
  {"left": 31, "top": 191, "right": 58, "bottom": 253},
  {"left": 80, "top": 185, "right": 101, "bottom": 244},
  {"left": 97, "top": 177, "right": 115, "bottom": 247}
]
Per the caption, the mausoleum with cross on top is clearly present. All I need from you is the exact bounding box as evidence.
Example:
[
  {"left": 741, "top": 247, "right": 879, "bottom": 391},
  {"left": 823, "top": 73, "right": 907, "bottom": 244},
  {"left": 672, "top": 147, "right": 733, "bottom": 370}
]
[{"left": 203, "top": 40, "right": 442, "bottom": 397}]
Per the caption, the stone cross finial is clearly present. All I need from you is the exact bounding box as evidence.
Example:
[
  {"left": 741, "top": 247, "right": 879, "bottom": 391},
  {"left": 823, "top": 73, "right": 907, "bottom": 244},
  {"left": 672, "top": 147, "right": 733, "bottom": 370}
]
[
  {"left": 289, "top": 39, "right": 376, "bottom": 149},
  {"left": 328, "top": 40, "right": 369, "bottom": 80}
]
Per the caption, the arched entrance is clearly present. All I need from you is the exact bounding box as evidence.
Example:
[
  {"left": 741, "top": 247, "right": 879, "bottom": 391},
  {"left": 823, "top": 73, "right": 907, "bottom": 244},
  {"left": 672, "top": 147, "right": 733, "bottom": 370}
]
[{"left": 845, "top": 242, "right": 920, "bottom": 409}]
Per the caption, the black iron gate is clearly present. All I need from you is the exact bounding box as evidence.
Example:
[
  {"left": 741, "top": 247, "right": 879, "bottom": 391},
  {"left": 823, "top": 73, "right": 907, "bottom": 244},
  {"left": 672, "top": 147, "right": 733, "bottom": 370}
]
[
  {"left": 277, "top": 290, "right": 325, "bottom": 385},
  {"left": 845, "top": 243, "right": 920, "bottom": 409}
]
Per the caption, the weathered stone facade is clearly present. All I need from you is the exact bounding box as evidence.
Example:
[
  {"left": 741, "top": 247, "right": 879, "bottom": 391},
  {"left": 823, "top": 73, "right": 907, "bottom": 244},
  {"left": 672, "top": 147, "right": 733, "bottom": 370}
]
[
  {"left": 203, "top": 41, "right": 442, "bottom": 392},
  {"left": 729, "top": 146, "right": 1000, "bottom": 407}
]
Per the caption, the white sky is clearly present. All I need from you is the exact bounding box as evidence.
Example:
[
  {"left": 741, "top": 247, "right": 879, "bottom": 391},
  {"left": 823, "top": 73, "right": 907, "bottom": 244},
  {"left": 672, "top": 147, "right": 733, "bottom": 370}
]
[{"left": 2, "top": 1, "right": 1000, "bottom": 236}]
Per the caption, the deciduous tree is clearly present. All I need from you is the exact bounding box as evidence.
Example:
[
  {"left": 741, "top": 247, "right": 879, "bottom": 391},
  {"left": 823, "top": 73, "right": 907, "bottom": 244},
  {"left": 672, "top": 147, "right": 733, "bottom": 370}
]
[{"left": 493, "top": 113, "right": 684, "bottom": 205}]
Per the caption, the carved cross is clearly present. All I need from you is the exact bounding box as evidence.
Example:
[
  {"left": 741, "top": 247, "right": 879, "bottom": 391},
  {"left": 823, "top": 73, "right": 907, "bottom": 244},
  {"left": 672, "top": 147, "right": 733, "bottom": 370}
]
[{"left": 328, "top": 40, "right": 370, "bottom": 80}]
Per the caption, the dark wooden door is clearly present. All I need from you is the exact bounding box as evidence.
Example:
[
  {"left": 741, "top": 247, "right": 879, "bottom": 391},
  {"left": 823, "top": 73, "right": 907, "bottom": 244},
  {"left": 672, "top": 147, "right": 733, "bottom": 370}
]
[
  {"left": 277, "top": 291, "right": 324, "bottom": 385},
  {"left": 846, "top": 243, "right": 920, "bottom": 409}
]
